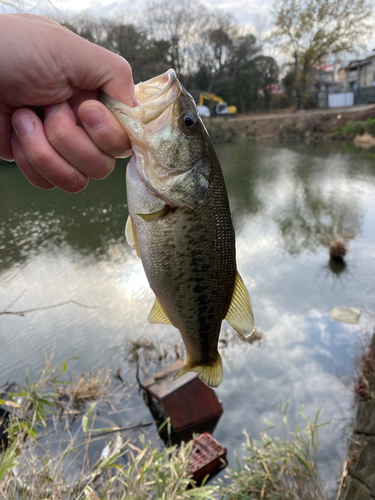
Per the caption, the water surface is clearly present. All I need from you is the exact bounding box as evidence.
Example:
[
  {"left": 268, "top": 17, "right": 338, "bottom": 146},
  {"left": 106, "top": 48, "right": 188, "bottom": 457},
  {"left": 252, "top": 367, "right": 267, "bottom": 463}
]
[{"left": 1, "top": 141, "right": 375, "bottom": 494}]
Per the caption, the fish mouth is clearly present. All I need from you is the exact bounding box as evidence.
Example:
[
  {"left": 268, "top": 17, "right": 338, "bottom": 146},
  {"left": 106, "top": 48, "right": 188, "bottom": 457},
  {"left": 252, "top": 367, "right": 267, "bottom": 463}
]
[
  {"left": 135, "top": 69, "right": 181, "bottom": 127},
  {"left": 99, "top": 69, "right": 181, "bottom": 129},
  {"left": 134, "top": 69, "right": 178, "bottom": 106}
]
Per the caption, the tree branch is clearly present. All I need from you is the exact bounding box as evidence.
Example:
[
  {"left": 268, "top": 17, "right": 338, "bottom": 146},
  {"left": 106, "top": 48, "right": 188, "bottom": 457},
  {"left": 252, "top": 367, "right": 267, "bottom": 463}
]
[{"left": 1, "top": 299, "right": 96, "bottom": 317}]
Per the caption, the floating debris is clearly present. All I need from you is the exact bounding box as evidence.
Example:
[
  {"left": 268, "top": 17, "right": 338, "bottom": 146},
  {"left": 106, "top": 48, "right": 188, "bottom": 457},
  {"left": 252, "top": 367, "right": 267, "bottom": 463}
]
[
  {"left": 329, "top": 238, "right": 346, "bottom": 262},
  {"left": 331, "top": 306, "right": 362, "bottom": 325},
  {"left": 320, "top": 224, "right": 354, "bottom": 264}
]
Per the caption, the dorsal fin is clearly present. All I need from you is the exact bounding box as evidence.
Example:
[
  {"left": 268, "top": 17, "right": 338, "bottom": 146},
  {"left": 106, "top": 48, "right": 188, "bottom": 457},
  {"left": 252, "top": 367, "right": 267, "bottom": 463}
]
[
  {"left": 148, "top": 298, "right": 172, "bottom": 325},
  {"left": 225, "top": 271, "right": 255, "bottom": 339}
]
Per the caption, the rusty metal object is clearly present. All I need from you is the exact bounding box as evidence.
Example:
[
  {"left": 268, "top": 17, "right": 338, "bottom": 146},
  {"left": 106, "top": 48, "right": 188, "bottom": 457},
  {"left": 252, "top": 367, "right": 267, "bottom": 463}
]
[
  {"left": 142, "top": 360, "right": 223, "bottom": 442},
  {"left": 187, "top": 432, "right": 227, "bottom": 483}
]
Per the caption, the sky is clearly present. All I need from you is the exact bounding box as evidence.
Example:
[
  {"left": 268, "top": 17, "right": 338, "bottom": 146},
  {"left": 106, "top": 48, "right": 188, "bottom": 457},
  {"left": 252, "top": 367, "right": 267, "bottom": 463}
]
[
  {"left": 4, "top": 0, "right": 374, "bottom": 63},
  {"left": 21, "top": 0, "right": 276, "bottom": 34}
]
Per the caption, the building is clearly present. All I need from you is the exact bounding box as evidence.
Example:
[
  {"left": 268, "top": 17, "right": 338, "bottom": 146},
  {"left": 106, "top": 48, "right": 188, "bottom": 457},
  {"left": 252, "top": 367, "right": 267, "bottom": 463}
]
[
  {"left": 316, "top": 61, "right": 345, "bottom": 93},
  {"left": 344, "top": 55, "right": 375, "bottom": 90}
]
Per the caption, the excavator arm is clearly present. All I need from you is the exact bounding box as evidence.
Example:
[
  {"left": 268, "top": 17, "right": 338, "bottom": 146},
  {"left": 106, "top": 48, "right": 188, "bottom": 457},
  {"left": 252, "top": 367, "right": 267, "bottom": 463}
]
[{"left": 199, "top": 92, "right": 224, "bottom": 106}]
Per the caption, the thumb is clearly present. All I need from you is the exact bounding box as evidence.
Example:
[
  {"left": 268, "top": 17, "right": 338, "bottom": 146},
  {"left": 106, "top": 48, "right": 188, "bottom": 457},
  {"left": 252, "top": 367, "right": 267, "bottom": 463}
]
[{"left": 62, "top": 29, "right": 135, "bottom": 105}]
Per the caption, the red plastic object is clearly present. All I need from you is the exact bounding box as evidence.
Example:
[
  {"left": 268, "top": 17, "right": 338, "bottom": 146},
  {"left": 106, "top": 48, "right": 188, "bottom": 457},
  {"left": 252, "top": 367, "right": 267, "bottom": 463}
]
[{"left": 187, "top": 432, "right": 227, "bottom": 483}]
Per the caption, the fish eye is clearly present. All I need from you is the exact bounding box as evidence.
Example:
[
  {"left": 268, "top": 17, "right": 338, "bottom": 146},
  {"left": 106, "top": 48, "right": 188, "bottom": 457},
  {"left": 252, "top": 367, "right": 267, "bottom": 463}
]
[{"left": 180, "top": 112, "right": 199, "bottom": 134}]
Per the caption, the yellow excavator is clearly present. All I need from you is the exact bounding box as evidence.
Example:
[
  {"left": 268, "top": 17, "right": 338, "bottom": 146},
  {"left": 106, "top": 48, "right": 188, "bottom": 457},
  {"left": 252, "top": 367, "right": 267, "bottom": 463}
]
[{"left": 197, "top": 92, "right": 237, "bottom": 118}]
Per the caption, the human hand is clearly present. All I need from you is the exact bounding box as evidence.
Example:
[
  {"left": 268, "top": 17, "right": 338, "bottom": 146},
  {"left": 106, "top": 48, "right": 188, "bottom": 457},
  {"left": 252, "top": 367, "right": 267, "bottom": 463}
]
[{"left": 0, "top": 14, "right": 134, "bottom": 192}]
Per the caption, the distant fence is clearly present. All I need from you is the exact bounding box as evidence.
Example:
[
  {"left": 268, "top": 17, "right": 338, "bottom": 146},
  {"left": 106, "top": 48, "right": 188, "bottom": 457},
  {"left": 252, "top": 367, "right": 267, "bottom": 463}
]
[
  {"left": 307, "top": 86, "right": 375, "bottom": 109},
  {"left": 326, "top": 87, "right": 375, "bottom": 107},
  {"left": 328, "top": 92, "right": 354, "bottom": 107},
  {"left": 357, "top": 87, "right": 375, "bottom": 105}
]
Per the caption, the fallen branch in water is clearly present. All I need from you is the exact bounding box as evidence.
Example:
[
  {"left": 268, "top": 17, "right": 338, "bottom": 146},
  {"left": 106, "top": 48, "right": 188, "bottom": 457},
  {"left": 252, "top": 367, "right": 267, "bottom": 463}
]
[
  {"left": 77, "top": 421, "right": 153, "bottom": 439},
  {"left": 1, "top": 291, "right": 96, "bottom": 316}
]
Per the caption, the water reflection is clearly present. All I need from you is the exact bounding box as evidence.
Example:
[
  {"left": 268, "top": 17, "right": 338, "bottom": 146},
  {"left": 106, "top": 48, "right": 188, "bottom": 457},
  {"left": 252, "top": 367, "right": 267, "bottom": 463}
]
[
  {"left": 0, "top": 160, "right": 131, "bottom": 278},
  {"left": 328, "top": 258, "right": 347, "bottom": 275},
  {"left": 2, "top": 141, "right": 375, "bottom": 495}
]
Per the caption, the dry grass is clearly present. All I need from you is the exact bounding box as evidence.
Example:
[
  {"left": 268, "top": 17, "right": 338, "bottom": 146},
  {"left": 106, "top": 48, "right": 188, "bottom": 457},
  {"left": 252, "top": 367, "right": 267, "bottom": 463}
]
[
  {"left": 0, "top": 357, "right": 332, "bottom": 500},
  {"left": 0, "top": 359, "right": 217, "bottom": 500},
  {"left": 63, "top": 372, "right": 111, "bottom": 406},
  {"left": 126, "top": 328, "right": 263, "bottom": 368},
  {"left": 220, "top": 403, "right": 330, "bottom": 500},
  {"left": 125, "top": 337, "right": 184, "bottom": 366},
  {"left": 355, "top": 340, "right": 375, "bottom": 400}
]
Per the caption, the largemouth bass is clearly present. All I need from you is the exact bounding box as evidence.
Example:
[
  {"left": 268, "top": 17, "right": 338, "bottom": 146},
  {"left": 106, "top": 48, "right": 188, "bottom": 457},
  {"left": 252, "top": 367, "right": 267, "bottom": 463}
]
[{"left": 100, "top": 69, "right": 254, "bottom": 388}]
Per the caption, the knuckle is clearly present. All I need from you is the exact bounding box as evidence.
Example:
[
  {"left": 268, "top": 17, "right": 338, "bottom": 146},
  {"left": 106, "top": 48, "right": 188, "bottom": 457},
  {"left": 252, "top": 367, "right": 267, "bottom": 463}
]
[
  {"left": 101, "top": 134, "right": 128, "bottom": 156},
  {"left": 61, "top": 168, "right": 88, "bottom": 193},
  {"left": 28, "top": 146, "right": 52, "bottom": 170},
  {"left": 27, "top": 147, "right": 87, "bottom": 193},
  {"left": 46, "top": 121, "right": 69, "bottom": 148}
]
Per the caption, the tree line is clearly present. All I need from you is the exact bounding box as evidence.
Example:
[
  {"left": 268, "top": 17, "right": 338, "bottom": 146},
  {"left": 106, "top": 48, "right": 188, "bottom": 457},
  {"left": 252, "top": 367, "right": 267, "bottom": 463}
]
[
  {"left": 59, "top": 0, "right": 281, "bottom": 113},
  {"left": 3, "top": 0, "right": 372, "bottom": 111}
]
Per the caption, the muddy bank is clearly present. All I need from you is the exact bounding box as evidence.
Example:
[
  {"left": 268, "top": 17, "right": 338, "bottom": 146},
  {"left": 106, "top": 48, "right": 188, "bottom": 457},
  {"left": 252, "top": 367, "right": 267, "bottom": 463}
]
[
  {"left": 338, "top": 334, "right": 375, "bottom": 499},
  {"left": 205, "top": 105, "right": 375, "bottom": 146}
]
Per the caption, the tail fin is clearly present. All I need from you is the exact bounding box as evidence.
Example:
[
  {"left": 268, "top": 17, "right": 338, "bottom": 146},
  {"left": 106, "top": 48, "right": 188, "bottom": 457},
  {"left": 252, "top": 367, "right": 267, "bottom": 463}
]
[{"left": 173, "top": 353, "right": 223, "bottom": 389}]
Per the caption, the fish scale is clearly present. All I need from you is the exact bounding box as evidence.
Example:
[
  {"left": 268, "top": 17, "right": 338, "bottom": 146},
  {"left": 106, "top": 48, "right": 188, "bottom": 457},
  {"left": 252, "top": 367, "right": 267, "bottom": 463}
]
[{"left": 100, "top": 69, "right": 255, "bottom": 388}]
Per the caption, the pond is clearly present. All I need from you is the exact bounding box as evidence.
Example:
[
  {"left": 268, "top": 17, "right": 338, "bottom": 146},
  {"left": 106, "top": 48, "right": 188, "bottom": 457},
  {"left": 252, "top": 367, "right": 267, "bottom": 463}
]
[{"left": 1, "top": 141, "right": 375, "bottom": 495}]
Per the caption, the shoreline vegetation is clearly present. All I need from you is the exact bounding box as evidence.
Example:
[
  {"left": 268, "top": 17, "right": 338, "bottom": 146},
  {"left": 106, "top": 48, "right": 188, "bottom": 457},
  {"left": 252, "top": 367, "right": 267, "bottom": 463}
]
[
  {"left": 204, "top": 105, "right": 375, "bottom": 149},
  {"left": 338, "top": 331, "right": 375, "bottom": 499},
  {"left": 0, "top": 357, "right": 330, "bottom": 500},
  {"left": 2, "top": 105, "right": 375, "bottom": 172}
]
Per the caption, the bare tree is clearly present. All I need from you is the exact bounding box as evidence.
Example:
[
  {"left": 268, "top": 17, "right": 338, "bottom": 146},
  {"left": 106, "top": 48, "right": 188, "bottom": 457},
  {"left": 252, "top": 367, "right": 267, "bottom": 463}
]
[
  {"left": 145, "top": 0, "right": 208, "bottom": 77},
  {"left": 0, "top": 0, "right": 57, "bottom": 14},
  {"left": 193, "top": 12, "right": 238, "bottom": 90},
  {"left": 273, "top": 0, "right": 374, "bottom": 108}
]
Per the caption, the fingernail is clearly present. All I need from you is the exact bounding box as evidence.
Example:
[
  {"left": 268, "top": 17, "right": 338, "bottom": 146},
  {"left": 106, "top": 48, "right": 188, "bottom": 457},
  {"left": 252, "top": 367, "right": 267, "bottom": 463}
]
[
  {"left": 13, "top": 114, "right": 35, "bottom": 137},
  {"left": 120, "top": 148, "right": 133, "bottom": 158},
  {"left": 82, "top": 107, "right": 105, "bottom": 130},
  {"left": 132, "top": 95, "right": 139, "bottom": 107},
  {"left": 45, "top": 104, "right": 60, "bottom": 118}
]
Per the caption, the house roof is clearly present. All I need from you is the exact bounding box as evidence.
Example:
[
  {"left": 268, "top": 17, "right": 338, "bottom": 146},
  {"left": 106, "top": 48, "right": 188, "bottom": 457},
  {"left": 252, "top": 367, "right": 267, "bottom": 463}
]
[{"left": 345, "top": 55, "right": 375, "bottom": 70}]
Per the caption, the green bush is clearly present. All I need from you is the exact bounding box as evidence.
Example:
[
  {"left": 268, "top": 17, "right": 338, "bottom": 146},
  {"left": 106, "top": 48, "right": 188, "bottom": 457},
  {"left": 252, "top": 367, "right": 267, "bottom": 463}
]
[
  {"left": 339, "top": 121, "right": 365, "bottom": 137},
  {"left": 365, "top": 117, "right": 375, "bottom": 136}
]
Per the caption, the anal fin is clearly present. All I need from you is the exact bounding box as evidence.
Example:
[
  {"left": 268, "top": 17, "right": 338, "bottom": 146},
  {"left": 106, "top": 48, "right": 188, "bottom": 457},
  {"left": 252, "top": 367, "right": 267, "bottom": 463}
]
[
  {"left": 173, "top": 354, "right": 223, "bottom": 389},
  {"left": 148, "top": 298, "right": 172, "bottom": 325},
  {"left": 225, "top": 271, "right": 255, "bottom": 339}
]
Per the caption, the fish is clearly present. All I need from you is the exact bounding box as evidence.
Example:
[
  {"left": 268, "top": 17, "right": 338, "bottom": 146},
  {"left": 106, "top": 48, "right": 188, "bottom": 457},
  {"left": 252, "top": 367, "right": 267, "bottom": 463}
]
[{"left": 100, "top": 69, "right": 255, "bottom": 388}]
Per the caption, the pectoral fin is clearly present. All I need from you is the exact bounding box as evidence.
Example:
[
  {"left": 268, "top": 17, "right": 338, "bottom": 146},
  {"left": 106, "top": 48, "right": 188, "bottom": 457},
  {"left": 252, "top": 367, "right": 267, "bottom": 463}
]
[
  {"left": 125, "top": 215, "right": 140, "bottom": 258},
  {"left": 125, "top": 215, "right": 134, "bottom": 247},
  {"left": 173, "top": 354, "right": 223, "bottom": 389},
  {"left": 137, "top": 206, "right": 169, "bottom": 222},
  {"left": 148, "top": 298, "right": 172, "bottom": 325},
  {"left": 225, "top": 271, "right": 255, "bottom": 339}
]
